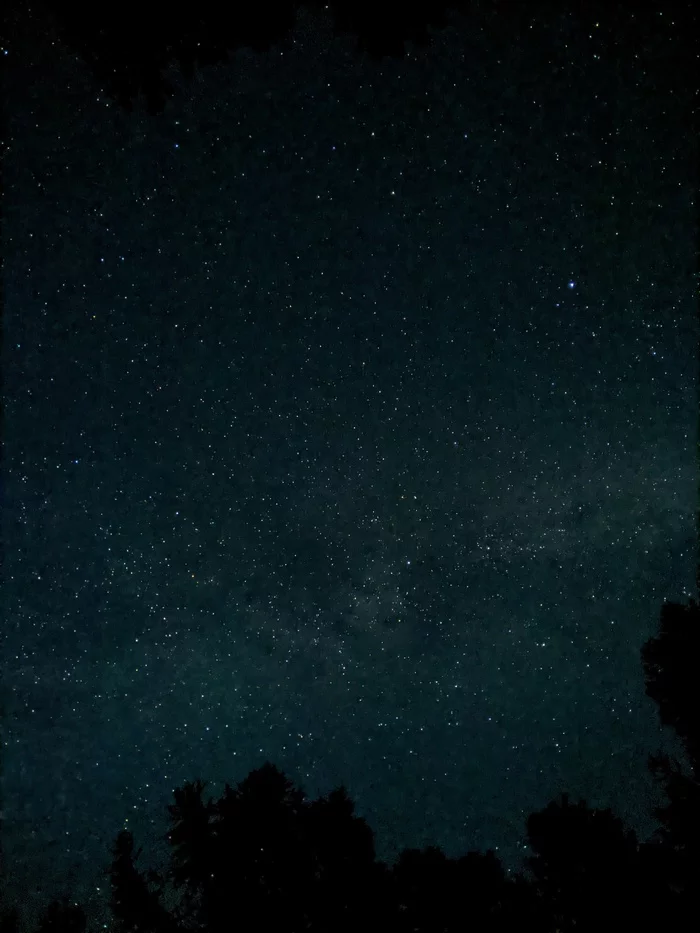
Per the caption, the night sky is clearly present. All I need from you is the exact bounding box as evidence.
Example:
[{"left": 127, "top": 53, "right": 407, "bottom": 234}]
[{"left": 2, "top": 2, "right": 697, "bottom": 927}]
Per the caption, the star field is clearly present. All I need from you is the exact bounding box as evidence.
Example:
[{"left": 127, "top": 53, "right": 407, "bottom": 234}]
[{"left": 2, "top": 4, "right": 697, "bottom": 927}]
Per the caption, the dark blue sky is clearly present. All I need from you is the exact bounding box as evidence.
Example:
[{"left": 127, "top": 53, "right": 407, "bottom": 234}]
[{"left": 3, "top": 3, "right": 697, "bottom": 927}]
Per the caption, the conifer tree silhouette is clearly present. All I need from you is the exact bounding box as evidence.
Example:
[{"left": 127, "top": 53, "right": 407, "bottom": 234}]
[{"left": 108, "top": 830, "right": 176, "bottom": 933}]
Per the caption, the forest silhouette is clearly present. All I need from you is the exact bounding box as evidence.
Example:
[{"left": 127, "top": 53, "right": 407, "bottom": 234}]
[
  {"left": 1, "top": 597, "right": 697, "bottom": 933},
  {"left": 33, "top": 0, "right": 686, "bottom": 118}
]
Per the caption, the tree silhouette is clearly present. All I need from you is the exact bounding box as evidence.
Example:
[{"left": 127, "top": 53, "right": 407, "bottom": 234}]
[
  {"left": 161, "top": 761, "right": 395, "bottom": 933},
  {"left": 641, "top": 598, "right": 700, "bottom": 912},
  {"left": 642, "top": 599, "right": 700, "bottom": 773},
  {"left": 164, "top": 778, "right": 217, "bottom": 925},
  {"left": 37, "top": 0, "right": 455, "bottom": 114},
  {"left": 166, "top": 765, "right": 315, "bottom": 932},
  {"left": 108, "top": 830, "right": 176, "bottom": 933},
  {"left": 389, "top": 845, "right": 517, "bottom": 933},
  {"left": 298, "top": 783, "right": 391, "bottom": 932},
  {"left": 523, "top": 793, "right": 646, "bottom": 933}
]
